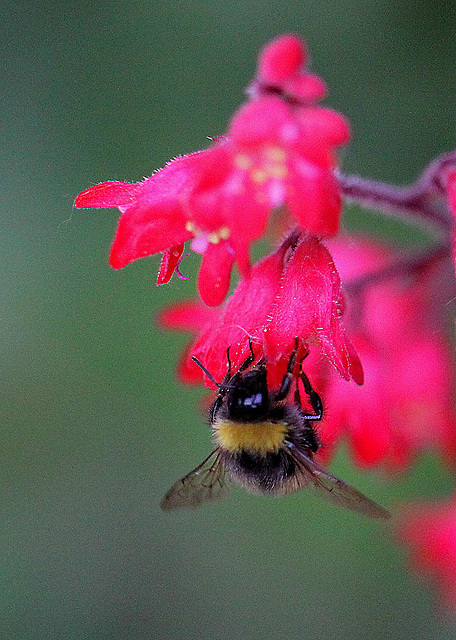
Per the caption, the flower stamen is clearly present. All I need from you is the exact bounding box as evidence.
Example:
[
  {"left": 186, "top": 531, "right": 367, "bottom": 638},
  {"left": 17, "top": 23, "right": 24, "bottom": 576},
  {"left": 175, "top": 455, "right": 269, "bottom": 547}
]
[{"left": 186, "top": 221, "right": 231, "bottom": 252}]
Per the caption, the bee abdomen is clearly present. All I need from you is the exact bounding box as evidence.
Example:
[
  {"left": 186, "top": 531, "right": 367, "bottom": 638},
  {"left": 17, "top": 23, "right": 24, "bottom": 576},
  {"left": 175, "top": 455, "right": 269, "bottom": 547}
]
[{"left": 224, "top": 449, "right": 298, "bottom": 494}]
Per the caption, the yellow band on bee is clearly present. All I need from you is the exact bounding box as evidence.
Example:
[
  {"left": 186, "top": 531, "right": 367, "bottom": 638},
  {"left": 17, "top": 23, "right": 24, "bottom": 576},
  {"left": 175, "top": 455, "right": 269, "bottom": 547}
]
[{"left": 214, "top": 419, "right": 287, "bottom": 454}]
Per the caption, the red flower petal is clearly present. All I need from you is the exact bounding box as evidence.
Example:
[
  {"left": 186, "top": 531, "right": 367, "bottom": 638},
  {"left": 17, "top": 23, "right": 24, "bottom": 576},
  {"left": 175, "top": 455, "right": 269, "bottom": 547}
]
[
  {"left": 283, "top": 74, "right": 326, "bottom": 102},
  {"left": 109, "top": 202, "right": 192, "bottom": 269},
  {"left": 286, "top": 163, "right": 341, "bottom": 236},
  {"left": 157, "top": 299, "right": 217, "bottom": 332},
  {"left": 197, "top": 241, "right": 235, "bottom": 307},
  {"left": 258, "top": 35, "right": 306, "bottom": 83},
  {"left": 230, "top": 97, "right": 291, "bottom": 147},
  {"left": 264, "top": 235, "right": 360, "bottom": 380},
  {"left": 75, "top": 181, "right": 143, "bottom": 208},
  {"left": 156, "top": 243, "right": 185, "bottom": 285},
  {"left": 397, "top": 495, "right": 456, "bottom": 611},
  {"left": 295, "top": 107, "right": 351, "bottom": 149},
  {"left": 191, "top": 245, "right": 287, "bottom": 381}
]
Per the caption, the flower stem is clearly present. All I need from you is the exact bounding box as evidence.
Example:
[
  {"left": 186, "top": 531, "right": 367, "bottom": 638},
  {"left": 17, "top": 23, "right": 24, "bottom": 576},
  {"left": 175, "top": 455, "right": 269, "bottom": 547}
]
[{"left": 338, "top": 151, "right": 456, "bottom": 238}]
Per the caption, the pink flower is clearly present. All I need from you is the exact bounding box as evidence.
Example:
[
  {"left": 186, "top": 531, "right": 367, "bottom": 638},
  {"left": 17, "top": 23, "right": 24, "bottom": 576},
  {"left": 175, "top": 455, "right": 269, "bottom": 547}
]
[
  {"left": 316, "top": 332, "right": 456, "bottom": 469},
  {"left": 159, "top": 233, "right": 363, "bottom": 389},
  {"left": 75, "top": 35, "right": 349, "bottom": 306},
  {"left": 228, "top": 97, "right": 349, "bottom": 236},
  {"left": 252, "top": 34, "right": 327, "bottom": 102},
  {"left": 446, "top": 170, "right": 456, "bottom": 273},
  {"left": 75, "top": 150, "right": 245, "bottom": 307},
  {"left": 397, "top": 494, "right": 456, "bottom": 611},
  {"left": 310, "top": 237, "right": 456, "bottom": 470}
]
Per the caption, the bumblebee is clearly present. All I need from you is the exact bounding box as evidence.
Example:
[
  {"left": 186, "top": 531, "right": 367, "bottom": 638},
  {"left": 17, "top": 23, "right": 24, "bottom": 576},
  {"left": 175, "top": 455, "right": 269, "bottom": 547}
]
[{"left": 161, "top": 340, "right": 390, "bottom": 519}]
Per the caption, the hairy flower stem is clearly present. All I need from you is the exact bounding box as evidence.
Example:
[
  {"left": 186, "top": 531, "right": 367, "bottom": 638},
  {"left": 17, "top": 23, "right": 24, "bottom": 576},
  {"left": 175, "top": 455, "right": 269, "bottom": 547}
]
[{"left": 338, "top": 151, "right": 456, "bottom": 239}]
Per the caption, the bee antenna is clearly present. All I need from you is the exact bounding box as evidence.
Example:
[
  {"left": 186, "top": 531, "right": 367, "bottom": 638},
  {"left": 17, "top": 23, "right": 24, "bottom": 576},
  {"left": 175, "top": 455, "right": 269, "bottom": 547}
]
[{"left": 191, "top": 356, "right": 220, "bottom": 387}]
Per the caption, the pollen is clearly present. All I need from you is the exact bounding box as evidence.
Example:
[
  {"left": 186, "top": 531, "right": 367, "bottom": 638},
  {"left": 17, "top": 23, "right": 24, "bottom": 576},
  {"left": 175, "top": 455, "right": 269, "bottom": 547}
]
[
  {"left": 186, "top": 222, "right": 231, "bottom": 245},
  {"left": 208, "top": 232, "right": 221, "bottom": 244},
  {"left": 266, "top": 147, "right": 286, "bottom": 163},
  {"left": 238, "top": 145, "right": 288, "bottom": 186},
  {"left": 235, "top": 154, "right": 252, "bottom": 170},
  {"left": 252, "top": 169, "right": 268, "bottom": 184},
  {"left": 214, "top": 419, "right": 287, "bottom": 454},
  {"left": 269, "top": 165, "right": 288, "bottom": 179}
]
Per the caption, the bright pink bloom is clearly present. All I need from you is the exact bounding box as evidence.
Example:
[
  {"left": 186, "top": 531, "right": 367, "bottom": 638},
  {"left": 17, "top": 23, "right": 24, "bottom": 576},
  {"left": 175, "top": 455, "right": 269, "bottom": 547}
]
[
  {"left": 228, "top": 97, "right": 349, "bottom": 236},
  {"left": 159, "top": 233, "right": 362, "bottom": 389},
  {"left": 316, "top": 331, "right": 456, "bottom": 469},
  {"left": 75, "top": 35, "right": 349, "bottom": 306},
  {"left": 253, "top": 34, "right": 327, "bottom": 102},
  {"left": 310, "top": 237, "right": 456, "bottom": 470},
  {"left": 447, "top": 170, "right": 456, "bottom": 274},
  {"left": 397, "top": 494, "right": 456, "bottom": 611},
  {"left": 75, "top": 151, "right": 243, "bottom": 307}
]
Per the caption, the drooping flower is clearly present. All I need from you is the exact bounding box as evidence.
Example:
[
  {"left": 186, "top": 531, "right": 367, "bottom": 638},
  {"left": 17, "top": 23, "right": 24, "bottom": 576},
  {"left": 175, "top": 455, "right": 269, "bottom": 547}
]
[
  {"left": 397, "top": 494, "right": 456, "bottom": 612},
  {"left": 250, "top": 34, "right": 327, "bottom": 102},
  {"left": 316, "top": 331, "right": 456, "bottom": 469},
  {"left": 75, "top": 150, "right": 243, "bottom": 307},
  {"left": 446, "top": 170, "right": 456, "bottom": 274},
  {"left": 159, "top": 232, "right": 363, "bottom": 389},
  {"left": 227, "top": 97, "right": 349, "bottom": 237},
  {"left": 75, "top": 34, "right": 349, "bottom": 306},
  {"left": 310, "top": 237, "right": 456, "bottom": 470}
]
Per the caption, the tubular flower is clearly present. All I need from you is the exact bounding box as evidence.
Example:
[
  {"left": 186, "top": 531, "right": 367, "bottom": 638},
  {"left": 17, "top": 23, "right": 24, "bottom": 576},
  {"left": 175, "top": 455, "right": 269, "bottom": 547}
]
[
  {"left": 159, "top": 233, "right": 363, "bottom": 389},
  {"left": 228, "top": 96, "right": 349, "bottom": 237},
  {"left": 447, "top": 170, "right": 456, "bottom": 273},
  {"left": 251, "top": 34, "right": 327, "bottom": 103},
  {"left": 310, "top": 237, "right": 456, "bottom": 470},
  {"left": 316, "top": 331, "right": 456, "bottom": 469},
  {"left": 75, "top": 34, "right": 349, "bottom": 306},
  {"left": 75, "top": 150, "right": 245, "bottom": 307},
  {"left": 397, "top": 494, "right": 456, "bottom": 612}
]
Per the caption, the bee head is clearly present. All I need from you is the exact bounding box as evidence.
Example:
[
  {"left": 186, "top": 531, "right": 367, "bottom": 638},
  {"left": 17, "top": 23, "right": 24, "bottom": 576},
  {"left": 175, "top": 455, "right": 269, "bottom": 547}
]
[{"left": 226, "top": 365, "right": 269, "bottom": 422}]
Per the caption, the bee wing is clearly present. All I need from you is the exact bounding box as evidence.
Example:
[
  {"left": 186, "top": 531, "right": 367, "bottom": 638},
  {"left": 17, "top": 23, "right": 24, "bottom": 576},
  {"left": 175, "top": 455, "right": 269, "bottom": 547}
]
[
  {"left": 160, "top": 450, "right": 231, "bottom": 511},
  {"left": 288, "top": 444, "right": 390, "bottom": 520}
]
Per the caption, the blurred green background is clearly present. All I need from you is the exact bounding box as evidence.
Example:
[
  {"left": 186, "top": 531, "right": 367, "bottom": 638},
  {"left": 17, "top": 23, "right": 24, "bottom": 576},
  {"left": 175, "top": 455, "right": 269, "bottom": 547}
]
[{"left": 2, "top": 1, "right": 456, "bottom": 638}]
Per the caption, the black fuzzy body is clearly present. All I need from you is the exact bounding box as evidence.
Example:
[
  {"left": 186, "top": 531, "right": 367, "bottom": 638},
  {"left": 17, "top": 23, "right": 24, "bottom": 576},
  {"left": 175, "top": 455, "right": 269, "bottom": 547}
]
[{"left": 213, "top": 364, "right": 321, "bottom": 495}]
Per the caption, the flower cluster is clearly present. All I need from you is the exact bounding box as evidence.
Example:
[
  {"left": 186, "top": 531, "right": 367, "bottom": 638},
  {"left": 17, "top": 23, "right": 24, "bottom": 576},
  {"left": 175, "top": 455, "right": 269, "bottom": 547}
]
[
  {"left": 397, "top": 494, "right": 456, "bottom": 612},
  {"left": 75, "top": 35, "right": 349, "bottom": 306},
  {"left": 307, "top": 238, "right": 456, "bottom": 470},
  {"left": 447, "top": 170, "right": 456, "bottom": 271},
  {"left": 159, "top": 232, "right": 363, "bottom": 389},
  {"left": 78, "top": 35, "right": 456, "bottom": 610}
]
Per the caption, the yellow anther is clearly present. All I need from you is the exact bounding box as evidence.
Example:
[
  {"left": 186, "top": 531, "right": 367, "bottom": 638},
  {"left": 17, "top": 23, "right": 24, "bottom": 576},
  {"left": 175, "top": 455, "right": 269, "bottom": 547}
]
[
  {"left": 235, "top": 154, "right": 252, "bottom": 170},
  {"left": 251, "top": 169, "right": 268, "bottom": 184},
  {"left": 269, "top": 165, "right": 288, "bottom": 179},
  {"left": 219, "top": 226, "right": 230, "bottom": 240},
  {"left": 266, "top": 147, "right": 286, "bottom": 163},
  {"left": 208, "top": 232, "right": 221, "bottom": 244},
  {"left": 185, "top": 221, "right": 196, "bottom": 233}
]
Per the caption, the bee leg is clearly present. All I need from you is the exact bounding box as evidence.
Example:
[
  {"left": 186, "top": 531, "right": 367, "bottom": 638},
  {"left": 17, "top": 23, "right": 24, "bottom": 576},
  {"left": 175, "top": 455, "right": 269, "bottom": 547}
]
[
  {"left": 275, "top": 338, "right": 300, "bottom": 402},
  {"left": 214, "top": 340, "right": 257, "bottom": 423},
  {"left": 210, "top": 349, "right": 233, "bottom": 423},
  {"left": 210, "top": 393, "right": 224, "bottom": 423},
  {"left": 222, "top": 347, "right": 232, "bottom": 383},
  {"left": 238, "top": 337, "right": 256, "bottom": 372},
  {"left": 298, "top": 369, "right": 323, "bottom": 421}
]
